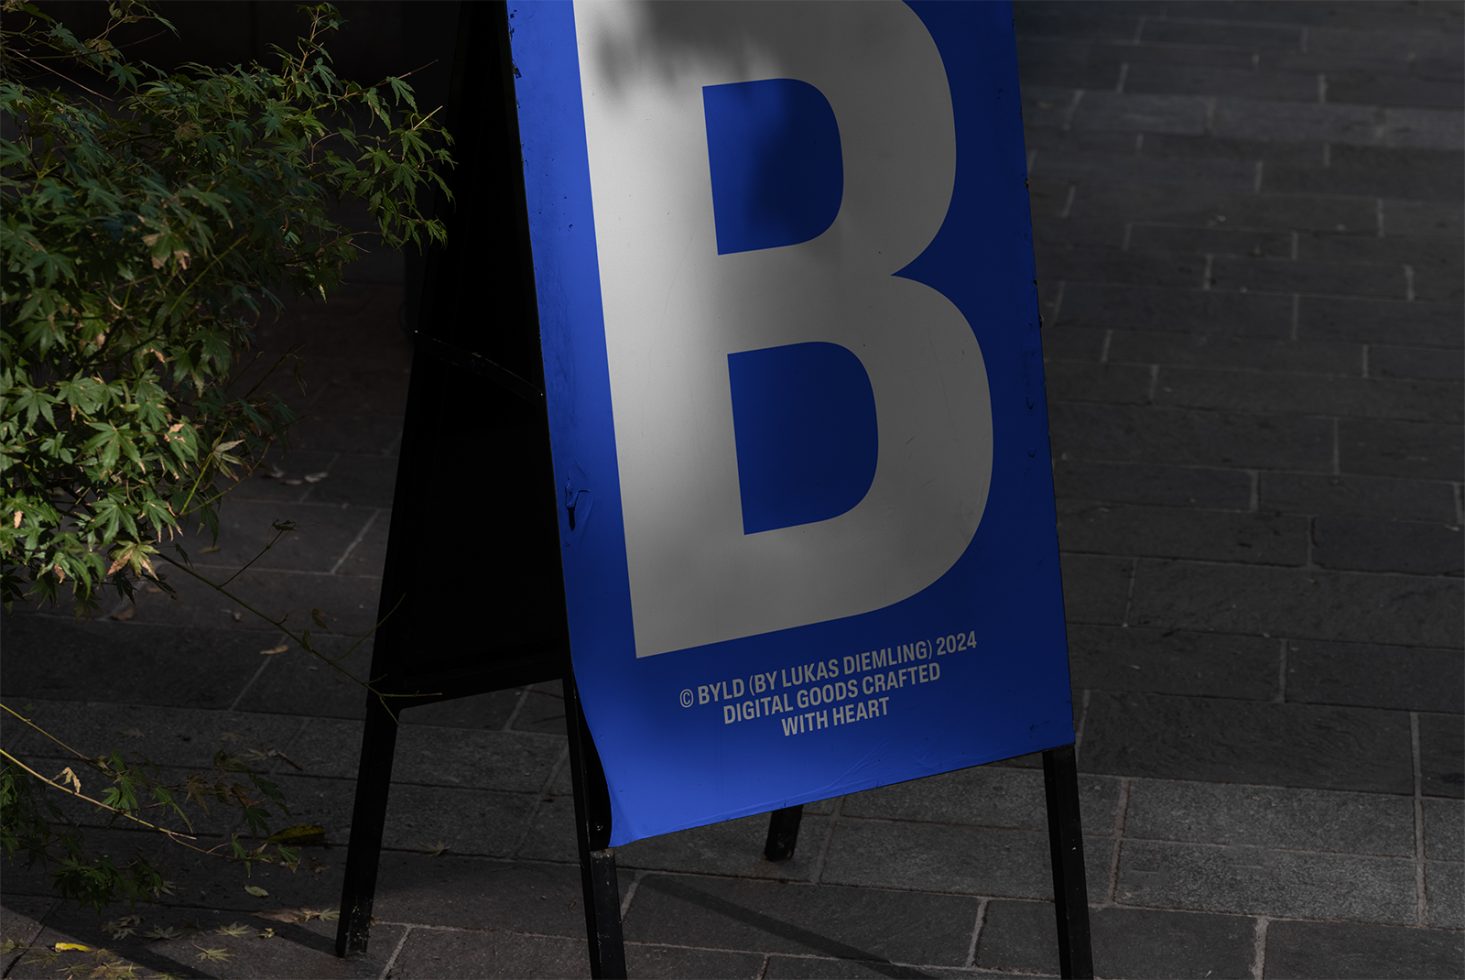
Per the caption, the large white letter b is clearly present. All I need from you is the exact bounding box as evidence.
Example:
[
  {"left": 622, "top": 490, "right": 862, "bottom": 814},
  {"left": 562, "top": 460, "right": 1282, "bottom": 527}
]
[{"left": 576, "top": 1, "right": 993, "bottom": 657}]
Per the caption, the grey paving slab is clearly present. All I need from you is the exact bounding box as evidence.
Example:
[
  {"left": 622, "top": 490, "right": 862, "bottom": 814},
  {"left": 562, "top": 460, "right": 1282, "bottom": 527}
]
[
  {"left": 1015, "top": 5, "right": 1143, "bottom": 42},
  {"left": 1139, "top": 132, "right": 1325, "bottom": 166},
  {"left": 1068, "top": 625, "right": 1279, "bottom": 700},
  {"left": 2, "top": 697, "right": 306, "bottom": 771},
  {"left": 1024, "top": 126, "right": 1142, "bottom": 159},
  {"left": 1127, "top": 223, "right": 1294, "bottom": 258},
  {"left": 369, "top": 854, "right": 591, "bottom": 935},
  {"left": 1053, "top": 460, "right": 1253, "bottom": 511},
  {"left": 169, "top": 500, "right": 377, "bottom": 575},
  {"left": 1041, "top": 323, "right": 1109, "bottom": 362},
  {"left": 1381, "top": 107, "right": 1465, "bottom": 149},
  {"left": 305, "top": 453, "right": 401, "bottom": 509},
  {"left": 622, "top": 874, "right": 981, "bottom": 965},
  {"left": 1044, "top": 361, "right": 1153, "bottom": 406},
  {"left": 976, "top": 900, "right": 1256, "bottom": 980},
  {"left": 1371, "top": 345, "right": 1465, "bottom": 382},
  {"left": 1428, "top": 859, "right": 1465, "bottom": 930},
  {"left": 1054, "top": 282, "right": 1294, "bottom": 336},
  {"left": 1057, "top": 500, "right": 1308, "bottom": 566},
  {"left": 1425, "top": 798, "right": 1465, "bottom": 862},
  {"left": 231, "top": 450, "right": 335, "bottom": 504},
  {"left": 1057, "top": 554, "right": 1133, "bottom": 626},
  {"left": 1312, "top": 517, "right": 1464, "bottom": 576},
  {"left": 519, "top": 799, "right": 829, "bottom": 882},
  {"left": 1340, "top": 418, "right": 1465, "bottom": 481},
  {"left": 1420, "top": 711, "right": 1465, "bottom": 800},
  {"left": 271, "top": 773, "right": 538, "bottom": 859},
  {"left": 838, "top": 766, "right": 1121, "bottom": 833},
  {"left": 764, "top": 955, "right": 1012, "bottom": 979},
  {"left": 509, "top": 682, "right": 573, "bottom": 735},
  {"left": 332, "top": 507, "right": 391, "bottom": 576},
  {"left": 1298, "top": 230, "right": 1465, "bottom": 268},
  {"left": 1127, "top": 559, "right": 1463, "bottom": 648},
  {"left": 1259, "top": 472, "right": 1460, "bottom": 522},
  {"left": 1308, "top": 24, "right": 1465, "bottom": 62},
  {"left": 1116, "top": 839, "right": 1419, "bottom": 923},
  {"left": 0, "top": 897, "right": 56, "bottom": 977},
  {"left": 819, "top": 819, "right": 1113, "bottom": 902},
  {"left": 1108, "top": 332, "right": 1364, "bottom": 375},
  {"left": 1050, "top": 404, "right": 1334, "bottom": 471},
  {"left": 1297, "top": 296, "right": 1463, "bottom": 348},
  {"left": 1123, "top": 778, "right": 1415, "bottom": 856},
  {"left": 1382, "top": 196, "right": 1464, "bottom": 240},
  {"left": 1071, "top": 92, "right": 1211, "bottom": 135},
  {"left": 1154, "top": 368, "right": 1460, "bottom": 424},
  {"left": 1035, "top": 244, "right": 1207, "bottom": 288},
  {"left": 1123, "top": 62, "right": 1318, "bottom": 103},
  {"left": 1262, "top": 919, "right": 1465, "bottom": 979},
  {"left": 120, "top": 561, "right": 383, "bottom": 636},
  {"left": 1031, "top": 150, "right": 1257, "bottom": 190},
  {"left": 285, "top": 716, "right": 563, "bottom": 790},
  {"left": 0, "top": 824, "right": 345, "bottom": 913},
  {"left": 1032, "top": 214, "right": 1129, "bottom": 249},
  {"left": 1213, "top": 98, "right": 1379, "bottom": 145},
  {"left": 1286, "top": 639, "right": 1465, "bottom": 714},
  {"left": 1080, "top": 690, "right": 1414, "bottom": 794},
  {"left": 14, "top": 907, "right": 403, "bottom": 980},
  {"left": 284, "top": 413, "right": 403, "bottom": 456},
  {"left": 387, "top": 929, "right": 767, "bottom": 980},
  {"left": 233, "top": 632, "right": 524, "bottom": 729},
  {"left": 1282, "top": 144, "right": 1465, "bottom": 200},
  {"left": 0, "top": 615, "right": 268, "bottom": 710},
  {"left": 1143, "top": 18, "right": 1303, "bottom": 49},
  {"left": 1074, "top": 184, "right": 1381, "bottom": 234},
  {"left": 1212, "top": 255, "right": 1408, "bottom": 301},
  {"left": 1021, "top": 86, "right": 1080, "bottom": 133}
]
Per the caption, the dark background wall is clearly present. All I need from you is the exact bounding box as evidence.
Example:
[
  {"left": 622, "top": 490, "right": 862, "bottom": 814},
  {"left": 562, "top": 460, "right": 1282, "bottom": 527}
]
[{"left": 40, "top": 1, "right": 460, "bottom": 109}]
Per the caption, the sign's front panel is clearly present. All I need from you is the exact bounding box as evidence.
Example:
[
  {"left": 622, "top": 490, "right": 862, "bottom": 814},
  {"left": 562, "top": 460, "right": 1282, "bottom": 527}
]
[{"left": 510, "top": 0, "right": 1073, "bottom": 845}]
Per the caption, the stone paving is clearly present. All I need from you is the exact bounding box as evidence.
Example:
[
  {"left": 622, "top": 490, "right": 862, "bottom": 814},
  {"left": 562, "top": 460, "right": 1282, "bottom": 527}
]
[{"left": 2, "top": 1, "right": 1462, "bottom": 978}]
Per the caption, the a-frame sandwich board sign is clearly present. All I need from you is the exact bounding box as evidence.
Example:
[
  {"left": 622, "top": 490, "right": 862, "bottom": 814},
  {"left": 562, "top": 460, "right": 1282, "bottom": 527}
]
[
  {"left": 509, "top": 0, "right": 1091, "bottom": 975},
  {"left": 337, "top": 1, "right": 1093, "bottom": 976},
  {"left": 332, "top": 1, "right": 802, "bottom": 968}
]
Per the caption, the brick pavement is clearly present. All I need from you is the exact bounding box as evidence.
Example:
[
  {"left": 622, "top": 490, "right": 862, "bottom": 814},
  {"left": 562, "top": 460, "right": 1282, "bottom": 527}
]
[{"left": 2, "top": 2, "right": 1462, "bottom": 977}]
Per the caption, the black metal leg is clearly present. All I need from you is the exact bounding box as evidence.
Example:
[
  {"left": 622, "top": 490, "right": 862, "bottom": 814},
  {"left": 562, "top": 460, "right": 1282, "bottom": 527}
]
[
  {"left": 563, "top": 675, "right": 627, "bottom": 979},
  {"left": 763, "top": 805, "right": 804, "bottom": 861},
  {"left": 1042, "top": 745, "right": 1094, "bottom": 979},
  {"left": 335, "top": 695, "right": 401, "bottom": 956}
]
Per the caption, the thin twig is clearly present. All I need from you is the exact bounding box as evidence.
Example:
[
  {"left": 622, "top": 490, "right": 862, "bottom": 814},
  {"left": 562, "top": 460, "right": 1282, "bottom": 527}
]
[{"left": 0, "top": 747, "right": 197, "bottom": 843}]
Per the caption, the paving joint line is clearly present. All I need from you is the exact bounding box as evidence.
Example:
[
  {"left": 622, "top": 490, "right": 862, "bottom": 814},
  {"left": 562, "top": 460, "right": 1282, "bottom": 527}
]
[
  {"left": 1249, "top": 916, "right": 1270, "bottom": 980},
  {"left": 619, "top": 869, "right": 644, "bottom": 919},
  {"left": 1275, "top": 639, "right": 1289, "bottom": 703},
  {"left": 1411, "top": 711, "right": 1427, "bottom": 925},
  {"left": 1118, "top": 557, "right": 1138, "bottom": 627},
  {"left": 964, "top": 897, "right": 989, "bottom": 967},
  {"left": 1106, "top": 778, "right": 1132, "bottom": 907},
  {"left": 376, "top": 924, "right": 412, "bottom": 980},
  {"left": 507, "top": 741, "right": 571, "bottom": 859},
  {"left": 500, "top": 686, "right": 534, "bottom": 733},
  {"left": 225, "top": 629, "right": 291, "bottom": 712},
  {"left": 1074, "top": 689, "right": 1093, "bottom": 752},
  {"left": 809, "top": 794, "right": 843, "bottom": 884},
  {"left": 329, "top": 508, "right": 382, "bottom": 576},
  {"left": 297, "top": 451, "right": 341, "bottom": 504}
]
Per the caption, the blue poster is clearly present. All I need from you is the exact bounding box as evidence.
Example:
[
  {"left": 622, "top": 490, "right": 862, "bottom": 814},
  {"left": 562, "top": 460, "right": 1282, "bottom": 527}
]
[{"left": 508, "top": 0, "right": 1073, "bottom": 846}]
